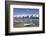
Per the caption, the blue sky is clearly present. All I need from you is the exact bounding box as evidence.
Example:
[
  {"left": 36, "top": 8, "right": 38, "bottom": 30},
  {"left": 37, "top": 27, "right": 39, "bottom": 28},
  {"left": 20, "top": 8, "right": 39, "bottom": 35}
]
[{"left": 13, "top": 8, "right": 39, "bottom": 15}]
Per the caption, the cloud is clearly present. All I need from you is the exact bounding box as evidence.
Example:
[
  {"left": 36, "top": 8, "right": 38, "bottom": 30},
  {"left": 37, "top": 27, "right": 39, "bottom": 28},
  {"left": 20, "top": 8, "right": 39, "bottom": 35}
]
[{"left": 13, "top": 14, "right": 39, "bottom": 17}]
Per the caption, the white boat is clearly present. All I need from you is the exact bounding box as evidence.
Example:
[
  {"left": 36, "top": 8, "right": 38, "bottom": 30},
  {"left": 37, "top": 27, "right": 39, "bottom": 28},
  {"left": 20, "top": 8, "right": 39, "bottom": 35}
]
[{"left": 24, "top": 23, "right": 35, "bottom": 26}]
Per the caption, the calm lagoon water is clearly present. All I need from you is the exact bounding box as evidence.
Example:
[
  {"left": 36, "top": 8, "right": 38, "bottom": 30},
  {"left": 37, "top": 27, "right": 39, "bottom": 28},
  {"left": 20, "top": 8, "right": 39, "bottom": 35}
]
[{"left": 13, "top": 18, "right": 39, "bottom": 27}]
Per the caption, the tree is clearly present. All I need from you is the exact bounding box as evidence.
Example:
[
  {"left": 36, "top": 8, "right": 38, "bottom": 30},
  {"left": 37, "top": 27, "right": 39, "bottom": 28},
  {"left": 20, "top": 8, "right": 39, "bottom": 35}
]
[
  {"left": 30, "top": 15, "right": 33, "bottom": 19},
  {"left": 26, "top": 16, "right": 29, "bottom": 18},
  {"left": 23, "top": 16, "right": 24, "bottom": 19}
]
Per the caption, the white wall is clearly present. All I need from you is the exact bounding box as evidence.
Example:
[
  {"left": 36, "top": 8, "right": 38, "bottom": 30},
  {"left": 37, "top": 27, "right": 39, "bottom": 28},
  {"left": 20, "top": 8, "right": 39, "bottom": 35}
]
[
  {"left": 0, "top": 0, "right": 46, "bottom": 36},
  {"left": 0, "top": 0, "right": 5, "bottom": 35}
]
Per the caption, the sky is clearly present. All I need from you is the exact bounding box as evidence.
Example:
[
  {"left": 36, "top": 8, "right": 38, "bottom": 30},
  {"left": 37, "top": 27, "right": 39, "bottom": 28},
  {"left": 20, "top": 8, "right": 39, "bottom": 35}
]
[{"left": 13, "top": 8, "right": 39, "bottom": 15}]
